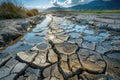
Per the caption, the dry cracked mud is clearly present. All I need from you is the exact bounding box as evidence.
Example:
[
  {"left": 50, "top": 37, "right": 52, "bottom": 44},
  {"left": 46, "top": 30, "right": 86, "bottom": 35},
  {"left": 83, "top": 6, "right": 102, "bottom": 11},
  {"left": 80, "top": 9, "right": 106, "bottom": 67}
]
[{"left": 0, "top": 13, "right": 120, "bottom": 80}]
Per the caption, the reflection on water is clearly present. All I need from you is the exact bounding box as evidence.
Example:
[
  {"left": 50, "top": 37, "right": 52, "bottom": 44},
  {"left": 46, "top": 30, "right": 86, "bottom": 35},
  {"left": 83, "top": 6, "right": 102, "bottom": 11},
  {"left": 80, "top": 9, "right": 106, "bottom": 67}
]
[
  {"left": 99, "top": 32, "right": 110, "bottom": 37},
  {"left": 83, "top": 36, "right": 102, "bottom": 42},
  {"left": 22, "top": 33, "right": 45, "bottom": 44},
  {"left": 36, "top": 43, "right": 49, "bottom": 50},
  {"left": 84, "top": 30, "right": 94, "bottom": 35},
  {"left": 1, "top": 15, "right": 120, "bottom": 58},
  {"left": 57, "top": 17, "right": 120, "bottom": 44},
  {"left": 0, "top": 15, "right": 52, "bottom": 57},
  {"left": 69, "top": 32, "right": 80, "bottom": 38},
  {"left": 74, "top": 25, "right": 87, "bottom": 32}
]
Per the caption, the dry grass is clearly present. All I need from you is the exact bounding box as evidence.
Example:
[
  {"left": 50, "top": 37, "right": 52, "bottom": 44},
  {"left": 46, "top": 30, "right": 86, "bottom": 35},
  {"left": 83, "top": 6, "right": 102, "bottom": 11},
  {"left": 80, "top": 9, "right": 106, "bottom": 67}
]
[
  {"left": 26, "top": 9, "right": 40, "bottom": 17},
  {"left": 0, "top": 0, "right": 40, "bottom": 19}
]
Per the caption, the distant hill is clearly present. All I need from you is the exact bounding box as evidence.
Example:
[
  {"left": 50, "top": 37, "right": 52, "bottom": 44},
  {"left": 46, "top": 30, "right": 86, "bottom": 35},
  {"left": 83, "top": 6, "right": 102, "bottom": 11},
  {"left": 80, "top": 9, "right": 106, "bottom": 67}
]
[
  {"left": 46, "top": 0, "right": 120, "bottom": 11},
  {"left": 46, "top": 7, "right": 65, "bottom": 11}
]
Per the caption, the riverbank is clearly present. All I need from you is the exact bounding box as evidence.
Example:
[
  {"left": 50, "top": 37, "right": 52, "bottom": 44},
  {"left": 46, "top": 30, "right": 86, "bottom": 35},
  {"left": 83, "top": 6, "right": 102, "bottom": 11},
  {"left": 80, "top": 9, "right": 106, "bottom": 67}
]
[{"left": 0, "top": 15, "right": 45, "bottom": 49}]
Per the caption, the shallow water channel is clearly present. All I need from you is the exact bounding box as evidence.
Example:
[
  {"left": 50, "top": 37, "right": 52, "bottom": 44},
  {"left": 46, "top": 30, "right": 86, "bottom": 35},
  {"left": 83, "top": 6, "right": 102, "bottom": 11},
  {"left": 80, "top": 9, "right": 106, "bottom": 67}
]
[
  {"left": 0, "top": 15, "right": 120, "bottom": 58},
  {"left": 0, "top": 15, "right": 52, "bottom": 58}
]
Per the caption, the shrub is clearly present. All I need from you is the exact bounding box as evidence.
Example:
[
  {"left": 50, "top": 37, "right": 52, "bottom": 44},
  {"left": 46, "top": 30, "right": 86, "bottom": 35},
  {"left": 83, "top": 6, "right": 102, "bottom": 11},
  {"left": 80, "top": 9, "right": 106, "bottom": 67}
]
[
  {"left": 0, "top": 0, "right": 40, "bottom": 19},
  {"left": 26, "top": 9, "right": 40, "bottom": 17}
]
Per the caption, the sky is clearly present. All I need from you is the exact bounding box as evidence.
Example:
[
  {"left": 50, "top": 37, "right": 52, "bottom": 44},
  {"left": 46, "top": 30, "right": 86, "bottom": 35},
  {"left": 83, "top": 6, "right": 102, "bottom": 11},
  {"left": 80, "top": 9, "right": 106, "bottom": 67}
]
[
  {"left": 21, "top": 0, "right": 52, "bottom": 9},
  {"left": 51, "top": 0, "right": 94, "bottom": 7},
  {"left": 22, "top": 0, "right": 94, "bottom": 9},
  {"left": 0, "top": 0, "right": 112, "bottom": 9}
]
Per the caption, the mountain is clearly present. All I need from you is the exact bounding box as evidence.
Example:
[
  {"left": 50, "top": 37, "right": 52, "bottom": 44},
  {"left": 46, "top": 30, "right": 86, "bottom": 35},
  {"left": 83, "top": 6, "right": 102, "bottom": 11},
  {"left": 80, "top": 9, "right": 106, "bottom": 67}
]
[
  {"left": 46, "top": 7, "right": 65, "bottom": 11},
  {"left": 67, "top": 0, "right": 120, "bottom": 10},
  {"left": 46, "top": 0, "right": 120, "bottom": 11}
]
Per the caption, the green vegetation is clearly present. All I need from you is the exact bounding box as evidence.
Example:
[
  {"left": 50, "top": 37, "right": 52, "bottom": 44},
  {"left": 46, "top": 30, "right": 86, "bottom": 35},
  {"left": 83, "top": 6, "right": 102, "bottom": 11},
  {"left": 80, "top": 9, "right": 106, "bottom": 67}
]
[
  {"left": 0, "top": 0, "right": 40, "bottom": 19},
  {"left": 51, "top": 10, "right": 120, "bottom": 13},
  {"left": 77, "top": 10, "right": 120, "bottom": 13}
]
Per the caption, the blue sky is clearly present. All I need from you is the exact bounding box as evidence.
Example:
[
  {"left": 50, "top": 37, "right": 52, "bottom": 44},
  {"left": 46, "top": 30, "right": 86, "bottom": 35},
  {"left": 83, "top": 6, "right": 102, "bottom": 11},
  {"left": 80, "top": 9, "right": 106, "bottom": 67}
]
[
  {"left": 23, "top": 0, "right": 68, "bottom": 9},
  {"left": 22, "top": 0, "right": 92, "bottom": 9},
  {"left": 21, "top": 0, "right": 52, "bottom": 9},
  {"left": 0, "top": 0, "right": 112, "bottom": 9}
]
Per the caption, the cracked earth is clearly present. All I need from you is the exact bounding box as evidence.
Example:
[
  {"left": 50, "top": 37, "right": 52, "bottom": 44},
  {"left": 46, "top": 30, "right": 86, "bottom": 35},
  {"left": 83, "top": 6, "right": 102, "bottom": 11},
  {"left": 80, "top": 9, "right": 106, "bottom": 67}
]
[{"left": 0, "top": 13, "right": 120, "bottom": 80}]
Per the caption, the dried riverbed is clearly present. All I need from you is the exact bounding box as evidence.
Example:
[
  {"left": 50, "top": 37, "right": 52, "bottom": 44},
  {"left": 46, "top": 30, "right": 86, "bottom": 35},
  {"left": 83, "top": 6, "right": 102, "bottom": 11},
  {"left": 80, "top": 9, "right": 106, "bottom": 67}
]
[{"left": 0, "top": 12, "right": 120, "bottom": 80}]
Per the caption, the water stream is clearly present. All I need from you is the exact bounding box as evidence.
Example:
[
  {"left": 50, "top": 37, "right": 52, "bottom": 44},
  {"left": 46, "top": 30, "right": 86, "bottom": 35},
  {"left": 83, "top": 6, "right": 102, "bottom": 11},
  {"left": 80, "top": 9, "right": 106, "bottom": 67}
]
[
  {"left": 0, "top": 15, "right": 120, "bottom": 58},
  {"left": 0, "top": 15, "right": 52, "bottom": 57}
]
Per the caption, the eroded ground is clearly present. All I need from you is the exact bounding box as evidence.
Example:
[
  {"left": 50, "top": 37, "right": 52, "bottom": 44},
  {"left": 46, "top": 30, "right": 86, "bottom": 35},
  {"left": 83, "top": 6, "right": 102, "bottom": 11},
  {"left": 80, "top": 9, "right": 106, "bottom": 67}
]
[{"left": 0, "top": 12, "right": 120, "bottom": 80}]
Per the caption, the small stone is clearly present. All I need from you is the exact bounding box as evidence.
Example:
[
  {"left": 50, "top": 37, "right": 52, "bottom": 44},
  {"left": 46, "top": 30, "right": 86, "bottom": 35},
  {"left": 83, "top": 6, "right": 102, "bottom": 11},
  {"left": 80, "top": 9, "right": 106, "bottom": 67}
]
[
  {"left": 26, "top": 67, "right": 40, "bottom": 77},
  {"left": 68, "top": 75, "right": 78, "bottom": 80},
  {"left": 55, "top": 42, "right": 78, "bottom": 55},
  {"left": 80, "top": 72, "right": 114, "bottom": 80},
  {"left": 111, "top": 40, "right": 120, "bottom": 45},
  {"left": 56, "top": 29, "right": 64, "bottom": 33},
  {"left": 103, "top": 55, "right": 120, "bottom": 80},
  {"left": 1, "top": 74, "right": 17, "bottom": 80},
  {"left": 69, "top": 54, "right": 83, "bottom": 74},
  {"left": 43, "top": 63, "right": 64, "bottom": 80},
  {"left": 60, "top": 54, "right": 68, "bottom": 61},
  {"left": 89, "top": 20, "right": 94, "bottom": 25},
  {"left": 57, "top": 35, "right": 69, "bottom": 41},
  {"left": 26, "top": 75, "right": 37, "bottom": 80},
  {"left": 0, "top": 66, "right": 13, "bottom": 78},
  {"left": 5, "top": 58, "right": 19, "bottom": 67},
  {"left": 17, "top": 75, "right": 26, "bottom": 80},
  {"left": 17, "top": 67, "right": 40, "bottom": 80},
  {"left": 0, "top": 59, "right": 18, "bottom": 78},
  {"left": 95, "top": 75, "right": 117, "bottom": 80},
  {"left": 33, "top": 51, "right": 49, "bottom": 67},
  {"left": 69, "top": 32, "right": 80, "bottom": 38},
  {"left": 96, "top": 45, "right": 110, "bottom": 54},
  {"left": 31, "top": 42, "right": 51, "bottom": 51},
  {"left": 98, "top": 41, "right": 112, "bottom": 54},
  {"left": 0, "top": 56, "right": 12, "bottom": 67},
  {"left": 78, "top": 49, "right": 106, "bottom": 74},
  {"left": 69, "top": 38, "right": 83, "bottom": 47},
  {"left": 79, "top": 72, "right": 97, "bottom": 80},
  {"left": 21, "top": 21, "right": 32, "bottom": 31},
  {"left": 53, "top": 38, "right": 65, "bottom": 44},
  {"left": 25, "top": 67, "right": 40, "bottom": 80},
  {"left": 105, "top": 51, "right": 120, "bottom": 60},
  {"left": 111, "top": 40, "right": 120, "bottom": 51},
  {"left": 11, "top": 62, "right": 27, "bottom": 74},
  {"left": 60, "top": 61, "right": 72, "bottom": 78},
  {"left": 82, "top": 41, "right": 96, "bottom": 50},
  {"left": 48, "top": 49, "right": 58, "bottom": 63},
  {"left": 16, "top": 51, "right": 37, "bottom": 63},
  {"left": 0, "top": 35, "right": 4, "bottom": 46}
]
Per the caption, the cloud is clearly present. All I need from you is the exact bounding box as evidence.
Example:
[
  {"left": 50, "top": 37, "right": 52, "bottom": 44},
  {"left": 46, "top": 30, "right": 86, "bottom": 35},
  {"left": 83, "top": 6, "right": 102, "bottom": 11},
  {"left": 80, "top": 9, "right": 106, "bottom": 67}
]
[{"left": 51, "top": 0, "right": 94, "bottom": 7}]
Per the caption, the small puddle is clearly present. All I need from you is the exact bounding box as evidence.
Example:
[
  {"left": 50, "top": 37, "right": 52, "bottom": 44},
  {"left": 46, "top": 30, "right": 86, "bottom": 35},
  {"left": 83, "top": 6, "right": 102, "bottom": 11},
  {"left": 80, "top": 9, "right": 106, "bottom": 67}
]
[
  {"left": 58, "top": 17, "right": 120, "bottom": 43},
  {"left": 74, "top": 25, "right": 87, "bottom": 32},
  {"left": 21, "top": 33, "right": 45, "bottom": 44},
  {"left": 99, "top": 32, "right": 110, "bottom": 37},
  {"left": 69, "top": 32, "right": 80, "bottom": 38},
  {"left": 83, "top": 36, "right": 102, "bottom": 42},
  {"left": 0, "top": 15, "right": 52, "bottom": 57},
  {"left": 1, "top": 15, "right": 120, "bottom": 57},
  {"left": 84, "top": 30, "right": 94, "bottom": 35},
  {"left": 36, "top": 43, "right": 49, "bottom": 51}
]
